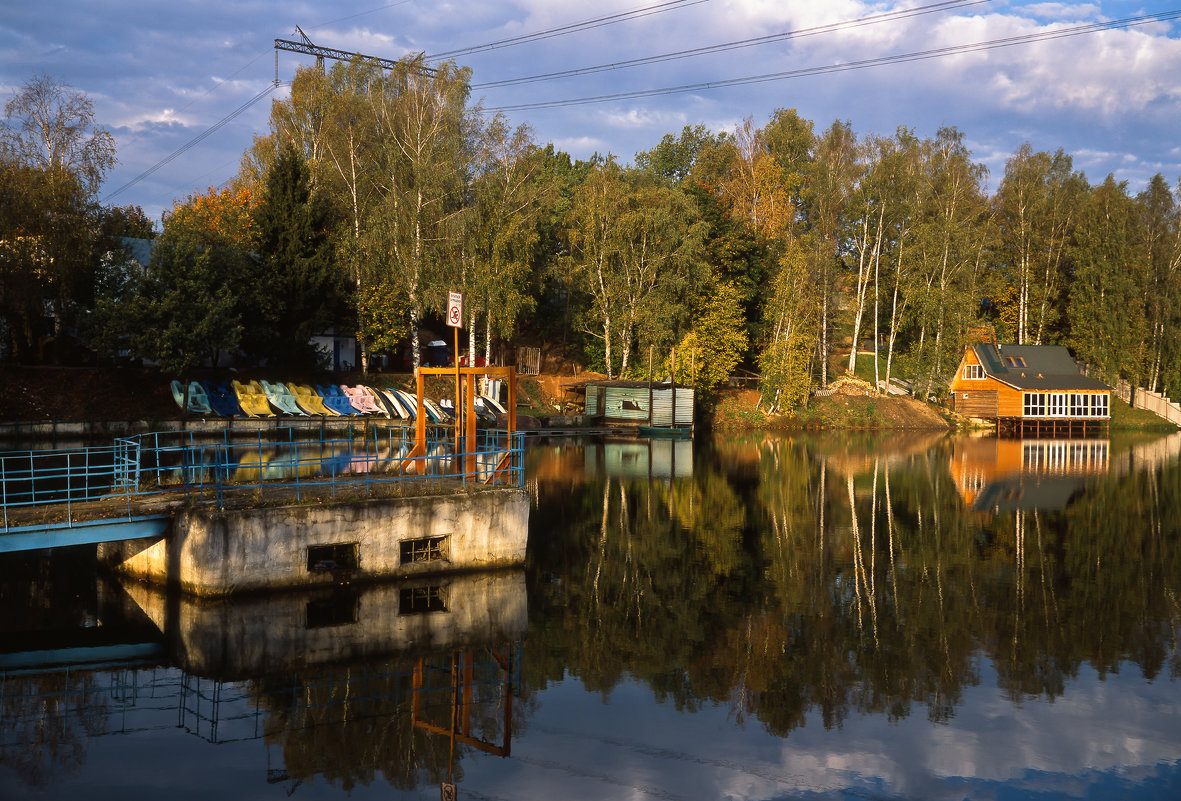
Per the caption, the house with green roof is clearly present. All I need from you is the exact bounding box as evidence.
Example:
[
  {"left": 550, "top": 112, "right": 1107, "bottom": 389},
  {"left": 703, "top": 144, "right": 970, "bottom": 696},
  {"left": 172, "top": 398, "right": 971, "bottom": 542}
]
[{"left": 948, "top": 342, "right": 1111, "bottom": 434}]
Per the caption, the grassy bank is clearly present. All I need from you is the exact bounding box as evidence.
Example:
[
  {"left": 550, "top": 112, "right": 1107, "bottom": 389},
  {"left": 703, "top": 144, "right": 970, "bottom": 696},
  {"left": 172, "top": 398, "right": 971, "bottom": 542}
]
[
  {"left": 1109, "top": 397, "right": 1178, "bottom": 431},
  {"left": 709, "top": 388, "right": 950, "bottom": 431}
]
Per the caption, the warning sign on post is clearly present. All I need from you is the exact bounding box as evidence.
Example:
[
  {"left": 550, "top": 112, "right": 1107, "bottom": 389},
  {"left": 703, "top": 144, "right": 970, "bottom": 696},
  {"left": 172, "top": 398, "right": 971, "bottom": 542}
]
[{"left": 447, "top": 291, "right": 463, "bottom": 328}]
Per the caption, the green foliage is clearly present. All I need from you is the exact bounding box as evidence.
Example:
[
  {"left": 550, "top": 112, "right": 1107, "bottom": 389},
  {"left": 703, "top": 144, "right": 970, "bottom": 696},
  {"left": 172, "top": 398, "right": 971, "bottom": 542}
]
[
  {"left": 244, "top": 145, "right": 344, "bottom": 368},
  {"left": 0, "top": 159, "right": 103, "bottom": 361},
  {"left": 357, "top": 277, "right": 410, "bottom": 356},
  {"left": 634, "top": 123, "right": 728, "bottom": 184},
  {"left": 563, "top": 161, "right": 706, "bottom": 378},
  {"left": 117, "top": 235, "right": 241, "bottom": 374},
  {"left": 663, "top": 279, "right": 748, "bottom": 397}
]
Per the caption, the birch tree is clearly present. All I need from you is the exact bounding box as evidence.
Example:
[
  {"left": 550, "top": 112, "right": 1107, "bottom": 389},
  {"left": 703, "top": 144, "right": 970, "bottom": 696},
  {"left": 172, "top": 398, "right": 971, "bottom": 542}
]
[
  {"left": 564, "top": 163, "right": 703, "bottom": 378},
  {"left": 361, "top": 58, "right": 478, "bottom": 369},
  {"left": 994, "top": 144, "right": 1084, "bottom": 343}
]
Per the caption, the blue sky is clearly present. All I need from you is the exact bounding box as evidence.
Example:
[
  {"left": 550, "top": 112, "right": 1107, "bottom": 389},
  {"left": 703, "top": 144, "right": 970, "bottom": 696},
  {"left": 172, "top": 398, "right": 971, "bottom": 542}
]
[{"left": 3, "top": 1, "right": 1179, "bottom": 223}]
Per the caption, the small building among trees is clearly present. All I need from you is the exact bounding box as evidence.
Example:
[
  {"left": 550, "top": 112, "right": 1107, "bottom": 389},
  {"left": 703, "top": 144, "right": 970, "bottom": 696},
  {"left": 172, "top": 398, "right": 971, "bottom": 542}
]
[{"left": 948, "top": 342, "right": 1111, "bottom": 435}]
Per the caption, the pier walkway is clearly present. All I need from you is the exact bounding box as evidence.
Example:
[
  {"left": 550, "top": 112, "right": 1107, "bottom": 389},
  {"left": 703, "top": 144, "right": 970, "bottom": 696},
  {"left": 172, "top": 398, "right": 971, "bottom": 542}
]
[{"left": 1, "top": 421, "right": 524, "bottom": 553}]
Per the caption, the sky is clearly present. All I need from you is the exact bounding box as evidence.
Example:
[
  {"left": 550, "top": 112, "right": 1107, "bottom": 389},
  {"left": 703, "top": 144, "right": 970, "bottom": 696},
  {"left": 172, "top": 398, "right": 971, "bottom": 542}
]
[{"left": 2, "top": 0, "right": 1180, "bottom": 225}]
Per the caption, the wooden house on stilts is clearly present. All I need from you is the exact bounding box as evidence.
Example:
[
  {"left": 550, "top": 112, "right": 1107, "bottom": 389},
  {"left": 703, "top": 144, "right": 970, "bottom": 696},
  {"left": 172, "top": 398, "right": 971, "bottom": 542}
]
[{"left": 948, "top": 342, "right": 1111, "bottom": 435}]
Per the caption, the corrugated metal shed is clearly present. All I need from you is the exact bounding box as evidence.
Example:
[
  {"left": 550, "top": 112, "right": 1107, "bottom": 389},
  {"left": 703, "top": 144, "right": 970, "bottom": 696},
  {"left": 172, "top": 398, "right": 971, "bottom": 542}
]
[{"left": 580, "top": 380, "right": 694, "bottom": 428}]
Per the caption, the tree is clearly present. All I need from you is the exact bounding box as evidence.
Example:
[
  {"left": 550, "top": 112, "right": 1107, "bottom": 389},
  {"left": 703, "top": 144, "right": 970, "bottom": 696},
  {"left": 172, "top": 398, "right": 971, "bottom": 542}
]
[
  {"left": 564, "top": 162, "right": 704, "bottom": 378},
  {"left": 666, "top": 278, "right": 748, "bottom": 397},
  {"left": 1, "top": 74, "right": 116, "bottom": 195},
  {"left": 360, "top": 57, "right": 479, "bottom": 369},
  {"left": 245, "top": 144, "right": 344, "bottom": 368},
  {"left": 1, "top": 76, "right": 116, "bottom": 362},
  {"left": 1136, "top": 174, "right": 1181, "bottom": 394},
  {"left": 993, "top": 144, "right": 1084, "bottom": 344},
  {"left": 0, "top": 159, "right": 101, "bottom": 361},
  {"left": 635, "top": 123, "right": 727, "bottom": 185},
  {"left": 462, "top": 116, "right": 553, "bottom": 366},
  {"left": 802, "top": 120, "right": 861, "bottom": 386},
  {"left": 85, "top": 191, "right": 246, "bottom": 370},
  {"left": 122, "top": 235, "right": 241, "bottom": 376}
]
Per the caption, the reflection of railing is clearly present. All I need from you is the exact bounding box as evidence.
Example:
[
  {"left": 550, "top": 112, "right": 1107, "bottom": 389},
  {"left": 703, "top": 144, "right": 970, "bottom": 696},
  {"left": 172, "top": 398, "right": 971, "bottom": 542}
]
[
  {"left": 2, "top": 425, "right": 525, "bottom": 534},
  {"left": 2, "top": 648, "right": 523, "bottom": 754}
]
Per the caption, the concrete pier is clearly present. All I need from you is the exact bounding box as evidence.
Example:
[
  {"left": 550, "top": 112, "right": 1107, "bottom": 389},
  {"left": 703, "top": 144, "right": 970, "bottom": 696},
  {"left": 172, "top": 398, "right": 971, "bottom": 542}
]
[{"left": 100, "top": 487, "right": 529, "bottom": 597}]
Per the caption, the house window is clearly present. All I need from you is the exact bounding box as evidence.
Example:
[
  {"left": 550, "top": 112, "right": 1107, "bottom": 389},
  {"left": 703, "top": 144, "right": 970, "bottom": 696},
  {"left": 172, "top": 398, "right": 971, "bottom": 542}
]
[
  {"left": 1047, "top": 393, "right": 1067, "bottom": 417},
  {"left": 1023, "top": 392, "right": 1046, "bottom": 416},
  {"left": 963, "top": 364, "right": 984, "bottom": 380},
  {"left": 1004, "top": 356, "right": 1027, "bottom": 368},
  {"left": 1070, "top": 393, "right": 1089, "bottom": 416},
  {"left": 1091, "top": 393, "right": 1109, "bottom": 418}
]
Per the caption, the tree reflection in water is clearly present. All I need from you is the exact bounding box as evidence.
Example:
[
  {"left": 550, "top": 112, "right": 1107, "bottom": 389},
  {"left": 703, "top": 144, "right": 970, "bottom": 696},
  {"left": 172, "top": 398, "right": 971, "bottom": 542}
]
[
  {"left": 3, "top": 431, "right": 1180, "bottom": 798},
  {"left": 525, "top": 432, "right": 1181, "bottom": 738}
]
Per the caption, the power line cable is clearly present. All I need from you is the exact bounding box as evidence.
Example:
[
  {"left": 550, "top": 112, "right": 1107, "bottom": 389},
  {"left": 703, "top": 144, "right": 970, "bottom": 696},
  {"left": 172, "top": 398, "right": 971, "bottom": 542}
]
[
  {"left": 309, "top": 0, "right": 414, "bottom": 30},
  {"left": 102, "top": 84, "right": 279, "bottom": 202},
  {"left": 487, "top": 9, "right": 1181, "bottom": 112},
  {"left": 108, "top": 2, "right": 700, "bottom": 205},
  {"left": 426, "top": 0, "right": 708, "bottom": 59},
  {"left": 473, "top": 0, "right": 986, "bottom": 89}
]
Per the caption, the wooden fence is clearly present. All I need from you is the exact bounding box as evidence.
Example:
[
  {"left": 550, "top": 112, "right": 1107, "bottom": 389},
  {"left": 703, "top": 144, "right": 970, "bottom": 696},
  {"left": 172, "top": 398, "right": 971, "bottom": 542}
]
[
  {"left": 516, "top": 347, "right": 541, "bottom": 376},
  {"left": 1116, "top": 380, "right": 1181, "bottom": 426}
]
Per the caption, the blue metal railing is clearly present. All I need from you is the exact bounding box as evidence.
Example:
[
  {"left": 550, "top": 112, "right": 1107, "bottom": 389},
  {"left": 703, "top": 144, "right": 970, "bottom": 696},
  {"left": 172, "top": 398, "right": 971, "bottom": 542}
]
[{"left": 2, "top": 423, "right": 525, "bottom": 534}]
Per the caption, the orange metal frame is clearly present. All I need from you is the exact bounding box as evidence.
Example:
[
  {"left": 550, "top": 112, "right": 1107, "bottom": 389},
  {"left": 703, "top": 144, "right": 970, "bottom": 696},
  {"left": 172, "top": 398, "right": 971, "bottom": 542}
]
[{"left": 400, "top": 365, "right": 517, "bottom": 484}]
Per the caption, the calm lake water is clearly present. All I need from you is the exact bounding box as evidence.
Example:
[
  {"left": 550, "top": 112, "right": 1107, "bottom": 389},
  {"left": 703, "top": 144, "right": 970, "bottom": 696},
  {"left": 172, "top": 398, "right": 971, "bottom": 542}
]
[{"left": 2, "top": 431, "right": 1180, "bottom": 800}]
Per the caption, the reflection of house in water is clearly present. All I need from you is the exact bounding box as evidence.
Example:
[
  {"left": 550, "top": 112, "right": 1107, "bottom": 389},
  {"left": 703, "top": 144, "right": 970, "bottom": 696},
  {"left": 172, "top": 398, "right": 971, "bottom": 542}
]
[
  {"left": 950, "top": 437, "right": 1110, "bottom": 512},
  {"left": 584, "top": 438, "right": 692, "bottom": 481},
  {"left": 952, "top": 433, "right": 1181, "bottom": 514}
]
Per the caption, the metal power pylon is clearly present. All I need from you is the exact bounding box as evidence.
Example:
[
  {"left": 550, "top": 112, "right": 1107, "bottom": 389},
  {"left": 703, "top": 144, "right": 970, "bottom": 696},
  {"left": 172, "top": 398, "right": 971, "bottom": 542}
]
[{"left": 273, "top": 26, "right": 436, "bottom": 83}]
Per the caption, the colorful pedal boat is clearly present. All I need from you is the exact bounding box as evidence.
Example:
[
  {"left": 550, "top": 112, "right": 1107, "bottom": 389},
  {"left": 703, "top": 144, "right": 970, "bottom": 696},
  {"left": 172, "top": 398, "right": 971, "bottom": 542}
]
[
  {"left": 202, "top": 380, "right": 244, "bottom": 417},
  {"left": 288, "top": 383, "right": 338, "bottom": 416},
  {"left": 316, "top": 384, "right": 362, "bottom": 415},
  {"left": 170, "top": 380, "right": 213, "bottom": 415},
  {"left": 232, "top": 380, "right": 276, "bottom": 417},
  {"left": 259, "top": 380, "right": 308, "bottom": 416}
]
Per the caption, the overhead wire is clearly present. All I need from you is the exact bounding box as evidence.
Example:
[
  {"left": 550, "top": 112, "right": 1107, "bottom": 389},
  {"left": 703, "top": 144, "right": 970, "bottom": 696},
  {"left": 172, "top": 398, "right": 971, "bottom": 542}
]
[
  {"left": 101, "top": 0, "right": 705, "bottom": 204},
  {"left": 426, "top": 0, "right": 708, "bottom": 59},
  {"left": 486, "top": 9, "right": 1181, "bottom": 112},
  {"left": 473, "top": 0, "right": 988, "bottom": 89},
  {"left": 102, "top": 83, "right": 280, "bottom": 202}
]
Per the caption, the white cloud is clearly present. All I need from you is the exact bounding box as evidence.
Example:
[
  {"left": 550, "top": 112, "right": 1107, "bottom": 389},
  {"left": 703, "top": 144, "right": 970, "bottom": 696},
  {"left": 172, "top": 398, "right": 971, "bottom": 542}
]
[
  {"left": 1022, "top": 3, "right": 1102, "bottom": 21},
  {"left": 3, "top": 0, "right": 1179, "bottom": 216}
]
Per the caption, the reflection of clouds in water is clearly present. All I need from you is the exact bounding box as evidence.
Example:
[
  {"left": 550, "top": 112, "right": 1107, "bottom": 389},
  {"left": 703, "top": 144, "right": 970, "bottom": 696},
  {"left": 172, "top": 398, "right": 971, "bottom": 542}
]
[{"left": 466, "top": 665, "right": 1180, "bottom": 801}]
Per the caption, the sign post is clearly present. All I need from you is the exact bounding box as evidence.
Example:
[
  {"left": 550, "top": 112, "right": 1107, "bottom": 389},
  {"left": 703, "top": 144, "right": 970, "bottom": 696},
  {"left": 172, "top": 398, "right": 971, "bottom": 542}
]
[{"left": 447, "top": 291, "right": 463, "bottom": 462}]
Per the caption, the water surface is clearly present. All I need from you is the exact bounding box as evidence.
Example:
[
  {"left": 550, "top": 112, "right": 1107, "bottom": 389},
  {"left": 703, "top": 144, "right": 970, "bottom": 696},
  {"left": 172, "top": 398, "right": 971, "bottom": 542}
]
[{"left": 2, "top": 431, "right": 1180, "bottom": 800}]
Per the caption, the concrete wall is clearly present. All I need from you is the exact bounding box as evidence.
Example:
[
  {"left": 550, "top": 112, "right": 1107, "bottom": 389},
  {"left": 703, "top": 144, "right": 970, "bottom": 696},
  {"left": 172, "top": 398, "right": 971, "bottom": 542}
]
[{"left": 102, "top": 487, "right": 529, "bottom": 597}]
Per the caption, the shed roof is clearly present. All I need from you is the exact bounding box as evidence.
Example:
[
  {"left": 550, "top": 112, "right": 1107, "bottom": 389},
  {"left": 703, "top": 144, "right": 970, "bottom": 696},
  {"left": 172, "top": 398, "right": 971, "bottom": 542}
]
[{"left": 969, "top": 343, "right": 1110, "bottom": 391}]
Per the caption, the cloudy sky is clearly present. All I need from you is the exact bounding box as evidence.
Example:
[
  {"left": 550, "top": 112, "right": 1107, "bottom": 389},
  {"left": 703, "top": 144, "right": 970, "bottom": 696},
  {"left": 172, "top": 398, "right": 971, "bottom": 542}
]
[{"left": 2, "top": 0, "right": 1179, "bottom": 224}]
